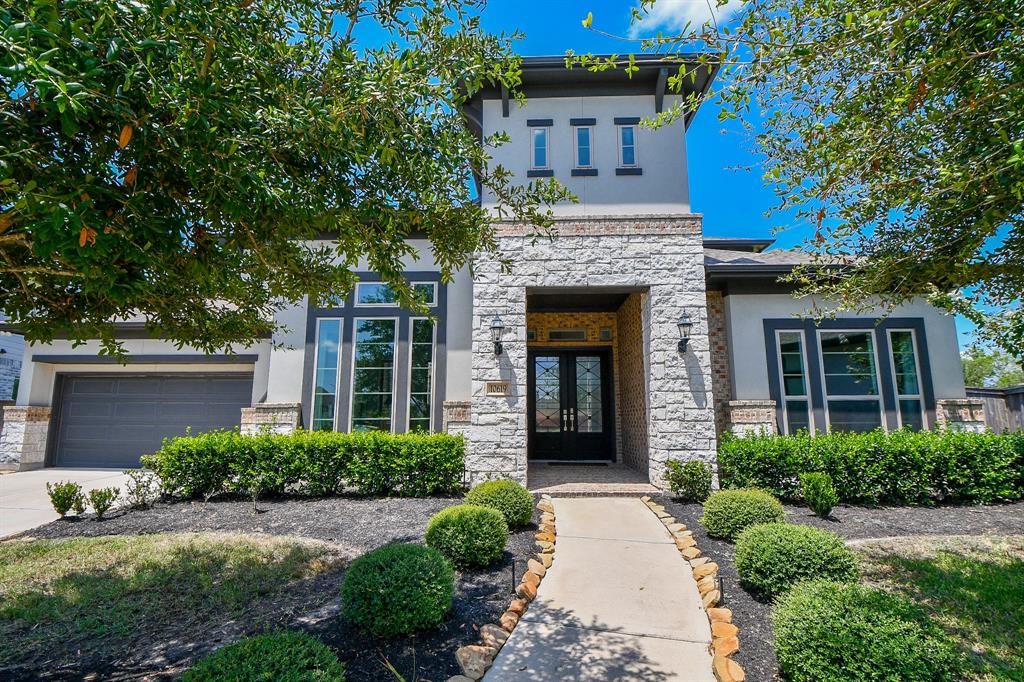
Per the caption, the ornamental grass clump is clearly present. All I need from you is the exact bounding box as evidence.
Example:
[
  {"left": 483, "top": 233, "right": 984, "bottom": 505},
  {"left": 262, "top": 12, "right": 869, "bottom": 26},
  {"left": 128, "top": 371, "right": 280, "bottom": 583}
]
[
  {"left": 701, "top": 488, "right": 785, "bottom": 540},
  {"left": 773, "top": 580, "right": 960, "bottom": 682},
  {"left": 341, "top": 543, "right": 454, "bottom": 637},
  {"left": 182, "top": 631, "right": 345, "bottom": 681},
  {"left": 465, "top": 479, "right": 534, "bottom": 528},
  {"left": 735, "top": 523, "right": 859, "bottom": 598},
  {"left": 426, "top": 504, "right": 509, "bottom": 568}
]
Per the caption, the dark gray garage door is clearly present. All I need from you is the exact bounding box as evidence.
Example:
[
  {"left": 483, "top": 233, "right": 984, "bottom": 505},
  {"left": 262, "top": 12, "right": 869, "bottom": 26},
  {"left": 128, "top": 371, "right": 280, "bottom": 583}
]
[{"left": 53, "top": 374, "right": 254, "bottom": 468}]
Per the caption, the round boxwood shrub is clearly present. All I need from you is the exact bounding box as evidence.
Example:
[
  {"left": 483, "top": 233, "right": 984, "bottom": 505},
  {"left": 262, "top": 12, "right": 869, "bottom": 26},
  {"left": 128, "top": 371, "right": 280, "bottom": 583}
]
[
  {"left": 465, "top": 479, "right": 533, "bottom": 528},
  {"left": 773, "top": 581, "right": 960, "bottom": 682},
  {"left": 341, "top": 543, "right": 454, "bottom": 637},
  {"left": 182, "top": 631, "right": 345, "bottom": 681},
  {"left": 425, "top": 504, "right": 509, "bottom": 567},
  {"left": 701, "top": 488, "right": 785, "bottom": 540},
  {"left": 734, "top": 523, "right": 859, "bottom": 598}
]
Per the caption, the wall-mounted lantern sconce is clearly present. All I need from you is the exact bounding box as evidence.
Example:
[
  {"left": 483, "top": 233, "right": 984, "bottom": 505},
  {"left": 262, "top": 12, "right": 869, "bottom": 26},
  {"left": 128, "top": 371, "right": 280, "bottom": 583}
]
[
  {"left": 490, "top": 315, "right": 505, "bottom": 355},
  {"left": 677, "top": 312, "right": 693, "bottom": 353}
]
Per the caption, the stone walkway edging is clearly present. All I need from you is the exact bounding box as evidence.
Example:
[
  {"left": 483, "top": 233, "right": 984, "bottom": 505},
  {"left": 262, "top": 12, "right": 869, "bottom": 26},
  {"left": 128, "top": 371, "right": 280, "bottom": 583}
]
[
  {"left": 641, "top": 495, "right": 746, "bottom": 682},
  {"left": 451, "top": 494, "right": 557, "bottom": 681}
]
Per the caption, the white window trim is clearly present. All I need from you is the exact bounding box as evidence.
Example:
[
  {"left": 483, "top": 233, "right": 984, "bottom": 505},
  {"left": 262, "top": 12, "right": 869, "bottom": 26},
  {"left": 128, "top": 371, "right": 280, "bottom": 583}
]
[
  {"left": 775, "top": 329, "right": 813, "bottom": 435},
  {"left": 573, "top": 126, "right": 594, "bottom": 169},
  {"left": 617, "top": 124, "right": 638, "bottom": 168},
  {"left": 349, "top": 316, "right": 398, "bottom": 433},
  {"left": 816, "top": 328, "right": 884, "bottom": 433},
  {"left": 887, "top": 328, "right": 927, "bottom": 429},
  {"left": 407, "top": 317, "right": 437, "bottom": 433},
  {"left": 310, "top": 317, "right": 342, "bottom": 431},
  {"left": 530, "top": 127, "right": 551, "bottom": 170},
  {"left": 354, "top": 281, "right": 437, "bottom": 308}
]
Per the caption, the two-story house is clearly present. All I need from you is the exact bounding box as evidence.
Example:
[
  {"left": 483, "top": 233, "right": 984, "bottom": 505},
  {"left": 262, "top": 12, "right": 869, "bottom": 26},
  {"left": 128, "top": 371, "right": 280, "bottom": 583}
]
[{"left": 0, "top": 56, "right": 984, "bottom": 486}]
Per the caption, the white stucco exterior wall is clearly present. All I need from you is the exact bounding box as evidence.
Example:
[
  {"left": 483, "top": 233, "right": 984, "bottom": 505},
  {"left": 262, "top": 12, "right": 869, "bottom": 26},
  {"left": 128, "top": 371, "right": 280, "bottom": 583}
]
[
  {"left": 480, "top": 94, "right": 690, "bottom": 216},
  {"left": 724, "top": 294, "right": 966, "bottom": 401}
]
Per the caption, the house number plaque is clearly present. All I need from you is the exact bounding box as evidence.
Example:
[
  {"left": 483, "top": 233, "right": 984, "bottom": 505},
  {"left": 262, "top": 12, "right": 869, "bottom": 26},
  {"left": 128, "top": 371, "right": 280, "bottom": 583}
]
[{"left": 485, "top": 381, "right": 510, "bottom": 397}]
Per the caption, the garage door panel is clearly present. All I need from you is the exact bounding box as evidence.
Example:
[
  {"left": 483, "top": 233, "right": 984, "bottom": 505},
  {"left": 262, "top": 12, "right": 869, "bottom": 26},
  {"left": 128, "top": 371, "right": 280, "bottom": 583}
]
[{"left": 54, "top": 373, "right": 253, "bottom": 468}]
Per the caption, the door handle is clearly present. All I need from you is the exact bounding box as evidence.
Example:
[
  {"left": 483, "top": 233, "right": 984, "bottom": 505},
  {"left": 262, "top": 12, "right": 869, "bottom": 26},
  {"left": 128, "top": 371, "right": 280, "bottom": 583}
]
[{"left": 568, "top": 407, "right": 575, "bottom": 430}]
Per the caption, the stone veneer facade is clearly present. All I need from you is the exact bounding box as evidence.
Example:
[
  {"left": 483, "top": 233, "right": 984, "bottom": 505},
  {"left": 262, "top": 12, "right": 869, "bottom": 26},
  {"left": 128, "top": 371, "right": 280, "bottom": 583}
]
[
  {"left": 0, "top": 406, "right": 51, "bottom": 470},
  {"left": 466, "top": 215, "right": 716, "bottom": 488},
  {"left": 935, "top": 398, "right": 987, "bottom": 432}
]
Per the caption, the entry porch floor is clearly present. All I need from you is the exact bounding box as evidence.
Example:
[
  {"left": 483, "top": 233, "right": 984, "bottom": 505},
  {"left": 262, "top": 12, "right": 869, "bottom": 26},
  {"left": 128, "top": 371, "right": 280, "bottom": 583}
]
[{"left": 527, "top": 462, "right": 660, "bottom": 496}]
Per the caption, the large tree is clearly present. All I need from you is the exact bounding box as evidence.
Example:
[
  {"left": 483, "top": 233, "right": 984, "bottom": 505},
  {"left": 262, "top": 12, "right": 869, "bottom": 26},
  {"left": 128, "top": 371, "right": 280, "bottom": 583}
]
[
  {"left": 1, "top": 0, "right": 566, "bottom": 354},
  {"left": 579, "top": 0, "right": 1023, "bottom": 354}
]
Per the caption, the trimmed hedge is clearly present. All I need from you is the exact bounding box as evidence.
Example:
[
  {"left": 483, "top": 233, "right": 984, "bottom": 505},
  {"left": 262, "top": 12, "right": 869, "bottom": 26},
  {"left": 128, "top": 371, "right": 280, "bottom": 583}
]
[
  {"left": 735, "top": 523, "right": 859, "bottom": 598},
  {"left": 183, "top": 631, "right": 345, "bottom": 681},
  {"left": 426, "top": 504, "right": 509, "bottom": 567},
  {"left": 665, "top": 459, "right": 713, "bottom": 502},
  {"left": 701, "top": 488, "right": 785, "bottom": 540},
  {"left": 773, "top": 580, "right": 960, "bottom": 682},
  {"left": 141, "top": 430, "right": 464, "bottom": 499},
  {"left": 341, "top": 543, "right": 454, "bottom": 637},
  {"left": 464, "top": 480, "right": 534, "bottom": 528},
  {"left": 719, "top": 429, "right": 1024, "bottom": 505}
]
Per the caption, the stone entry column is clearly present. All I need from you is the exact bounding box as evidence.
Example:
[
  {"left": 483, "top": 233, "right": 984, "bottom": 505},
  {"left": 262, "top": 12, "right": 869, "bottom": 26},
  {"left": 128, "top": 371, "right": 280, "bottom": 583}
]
[
  {"left": 467, "top": 215, "right": 717, "bottom": 490},
  {"left": 0, "top": 406, "right": 52, "bottom": 471}
]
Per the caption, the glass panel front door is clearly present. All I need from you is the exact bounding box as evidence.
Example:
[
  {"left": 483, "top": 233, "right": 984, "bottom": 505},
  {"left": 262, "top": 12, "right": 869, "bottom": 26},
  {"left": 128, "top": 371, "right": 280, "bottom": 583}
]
[{"left": 528, "top": 350, "right": 613, "bottom": 461}]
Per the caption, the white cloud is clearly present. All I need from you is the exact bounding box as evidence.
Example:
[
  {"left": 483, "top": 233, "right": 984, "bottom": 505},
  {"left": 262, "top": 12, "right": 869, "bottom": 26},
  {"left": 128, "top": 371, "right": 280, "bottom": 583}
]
[{"left": 628, "top": 0, "right": 742, "bottom": 38}]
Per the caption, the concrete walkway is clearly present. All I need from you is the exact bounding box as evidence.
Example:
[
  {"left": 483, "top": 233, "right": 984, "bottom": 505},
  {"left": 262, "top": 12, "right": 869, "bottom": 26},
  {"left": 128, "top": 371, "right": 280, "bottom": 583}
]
[
  {"left": 486, "top": 497, "right": 714, "bottom": 681},
  {"left": 0, "top": 468, "right": 131, "bottom": 538}
]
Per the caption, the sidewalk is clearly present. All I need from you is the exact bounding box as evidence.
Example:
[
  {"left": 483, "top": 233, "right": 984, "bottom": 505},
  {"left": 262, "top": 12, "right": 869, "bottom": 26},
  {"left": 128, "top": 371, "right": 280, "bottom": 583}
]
[{"left": 485, "top": 497, "right": 714, "bottom": 681}]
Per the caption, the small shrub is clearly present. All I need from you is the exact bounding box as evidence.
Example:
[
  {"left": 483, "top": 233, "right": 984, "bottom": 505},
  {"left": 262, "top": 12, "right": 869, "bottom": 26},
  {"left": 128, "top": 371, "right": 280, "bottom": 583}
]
[
  {"left": 773, "top": 580, "right": 960, "bottom": 682},
  {"left": 701, "top": 488, "right": 784, "bottom": 540},
  {"left": 426, "top": 504, "right": 509, "bottom": 567},
  {"left": 801, "top": 472, "right": 839, "bottom": 518},
  {"left": 734, "top": 523, "right": 859, "bottom": 598},
  {"left": 665, "top": 459, "right": 713, "bottom": 502},
  {"left": 46, "top": 481, "right": 84, "bottom": 517},
  {"left": 182, "top": 631, "right": 344, "bottom": 681},
  {"left": 465, "top": 479, "right": 533, "bottom": 528},
  {"left": 123, "top": 469, "right": 160, "bottom": 509},
  {"left": 86, "top": 487, "right": 120, "bottom": 520},
  {"left": 341, "top": 543, "right": 454, "bottom": 637}
]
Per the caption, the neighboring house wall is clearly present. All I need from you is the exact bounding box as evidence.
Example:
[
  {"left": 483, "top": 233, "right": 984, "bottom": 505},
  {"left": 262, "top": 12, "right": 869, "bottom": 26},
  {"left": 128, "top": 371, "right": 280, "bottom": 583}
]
[
  {"left": 480, "top": 94, "right": 690, "bottom": 216},
  {"left": 0, "top": 333, "right": 24, "bottom": 401}
]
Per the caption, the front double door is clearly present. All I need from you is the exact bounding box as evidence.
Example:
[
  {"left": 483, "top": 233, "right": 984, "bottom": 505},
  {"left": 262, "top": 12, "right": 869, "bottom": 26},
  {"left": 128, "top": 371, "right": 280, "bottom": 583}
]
[{"left": 528, "top": 349, "right": 614, "bottom": 461}]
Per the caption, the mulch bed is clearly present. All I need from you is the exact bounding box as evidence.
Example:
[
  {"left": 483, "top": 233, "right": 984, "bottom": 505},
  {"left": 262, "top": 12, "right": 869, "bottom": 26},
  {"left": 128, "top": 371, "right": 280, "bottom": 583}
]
[
  {"left": 7, "top": 495, "right": 538, "bottom": 682},
  {"left": 655, "top": 497, "right": 1024, "bottom": 682}
]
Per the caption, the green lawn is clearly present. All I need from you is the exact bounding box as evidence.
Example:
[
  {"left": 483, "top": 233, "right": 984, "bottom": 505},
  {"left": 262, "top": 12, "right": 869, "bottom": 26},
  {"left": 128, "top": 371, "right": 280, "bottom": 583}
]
[
  {"left": 857, "top": 535, "right": 1024, "bottom": 682},
  {"left": 0, "top": 533, "right": 341, "bottom": 669}
]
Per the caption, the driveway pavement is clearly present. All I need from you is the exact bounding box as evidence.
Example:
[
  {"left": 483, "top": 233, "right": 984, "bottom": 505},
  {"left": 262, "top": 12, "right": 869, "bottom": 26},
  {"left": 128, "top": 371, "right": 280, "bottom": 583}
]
[
  {"left": 486, "top": 497, "right": 715, "bottom": 681},
  {"left": 0, "top": 468, "right": 132, "bottom": 538}
]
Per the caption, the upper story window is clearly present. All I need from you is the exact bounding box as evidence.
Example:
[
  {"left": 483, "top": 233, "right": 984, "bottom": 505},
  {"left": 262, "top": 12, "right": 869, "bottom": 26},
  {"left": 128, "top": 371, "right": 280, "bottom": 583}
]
[
  {"left": 574, "top": 126, "right": 593, "bottom": 168},
  {"left": 531, "top": 127, "right": 550, "bottom": 169},
  {"left": 618, "top": 124, "right": 637, "bottom": 167},
  {"left": 355, "top": 282, "right": 436, "bottom": 307}
]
